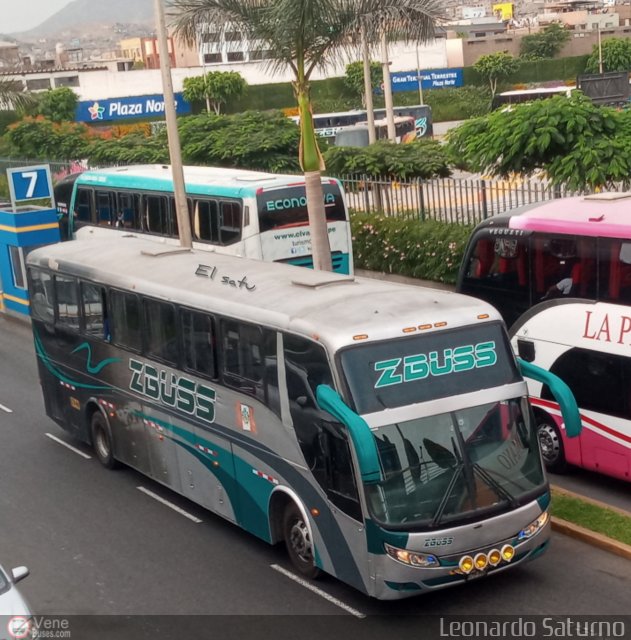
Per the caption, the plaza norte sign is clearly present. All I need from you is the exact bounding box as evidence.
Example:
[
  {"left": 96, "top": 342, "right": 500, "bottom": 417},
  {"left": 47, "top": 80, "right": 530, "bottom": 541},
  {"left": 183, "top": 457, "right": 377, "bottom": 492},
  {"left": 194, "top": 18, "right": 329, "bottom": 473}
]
[
  {"left": 76, "top": 93, "right": 191, "bottom": 123},
  {"left": 390, "top": 68, "right": 463, "bottom": 92}
]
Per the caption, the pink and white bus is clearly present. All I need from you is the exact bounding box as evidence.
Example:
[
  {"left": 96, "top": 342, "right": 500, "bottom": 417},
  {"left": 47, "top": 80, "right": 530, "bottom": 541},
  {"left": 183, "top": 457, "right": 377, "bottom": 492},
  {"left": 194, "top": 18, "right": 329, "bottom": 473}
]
[
  {"left": 457, "top": 192, "right": 631, "bottom": 328},
  {"left": 510, "top": 299, "right": 631, "bottom": 480}
]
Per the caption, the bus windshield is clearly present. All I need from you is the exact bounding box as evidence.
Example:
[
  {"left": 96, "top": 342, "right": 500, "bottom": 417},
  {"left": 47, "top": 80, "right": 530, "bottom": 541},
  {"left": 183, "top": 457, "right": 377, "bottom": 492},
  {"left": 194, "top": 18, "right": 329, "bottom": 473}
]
[
  {"left": 339, "top": 324, "right": 520, "bottom": 414},
  {"left": 257, "top": 182, "right": 346, "bottom": 231},
  {"left": 365, "top": 398, "right": 544, "bottom": 528}
]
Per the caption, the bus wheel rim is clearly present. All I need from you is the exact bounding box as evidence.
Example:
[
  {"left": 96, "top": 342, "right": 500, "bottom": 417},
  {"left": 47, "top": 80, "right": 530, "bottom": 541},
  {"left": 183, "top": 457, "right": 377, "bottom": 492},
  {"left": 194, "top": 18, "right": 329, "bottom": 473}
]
[
  {"left": 95, "top": 428, "right": 109, "bottom": 460},
  {"left": 289, "top": 519, "right": 312, "bottom": 564},
  {"left": 538, "top": 424, "right": 559, "bottom": 463}
]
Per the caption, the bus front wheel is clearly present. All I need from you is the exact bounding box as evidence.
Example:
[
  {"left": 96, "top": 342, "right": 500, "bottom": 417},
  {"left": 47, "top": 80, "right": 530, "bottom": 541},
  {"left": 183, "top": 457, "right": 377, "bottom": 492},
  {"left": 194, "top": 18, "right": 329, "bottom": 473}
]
[
  {"left": 91, "top": 411, "right": 118, "bottom": 470},
  {"left": 283, "top": 503, "right": 321, "bottom": 579},
  {"left": 537, "top": 417, "right": 567, "bottom": 473}
]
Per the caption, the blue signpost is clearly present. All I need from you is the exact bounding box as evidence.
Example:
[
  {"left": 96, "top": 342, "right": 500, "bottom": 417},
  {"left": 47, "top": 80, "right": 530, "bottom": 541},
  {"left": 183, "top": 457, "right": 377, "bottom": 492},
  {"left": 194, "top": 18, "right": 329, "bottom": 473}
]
[
  {"left": 390, "top": 68, "right": 464, "bottom": 93},
  {"left": 0, "top": 165, "right": 60, "bottom": 316},
  {"left": 75, "top": 92, "right": 191, "bottom": 123}
]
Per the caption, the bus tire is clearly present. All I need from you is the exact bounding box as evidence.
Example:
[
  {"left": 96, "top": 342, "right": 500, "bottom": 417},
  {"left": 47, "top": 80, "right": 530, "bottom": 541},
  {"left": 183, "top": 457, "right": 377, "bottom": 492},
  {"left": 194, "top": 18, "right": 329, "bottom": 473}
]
[
  {"left": 537, "top": 417, "right": 567, "bottom": 473},
  {"left": 283, "top": 502, "right": 321, "bottom": 579},
  {"left": 91, "top": 411, "right": 118, "bottom": 470}
]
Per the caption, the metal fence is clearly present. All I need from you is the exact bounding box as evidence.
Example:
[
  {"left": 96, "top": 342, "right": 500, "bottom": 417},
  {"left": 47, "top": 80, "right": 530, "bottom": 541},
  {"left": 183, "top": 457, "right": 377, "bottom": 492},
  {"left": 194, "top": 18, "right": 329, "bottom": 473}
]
[
  {"left": 340, "top": 175, "right": 585, "bottom": 226},
  {"left": 0, "top": 157, "right": 611, "bottom": 227}
]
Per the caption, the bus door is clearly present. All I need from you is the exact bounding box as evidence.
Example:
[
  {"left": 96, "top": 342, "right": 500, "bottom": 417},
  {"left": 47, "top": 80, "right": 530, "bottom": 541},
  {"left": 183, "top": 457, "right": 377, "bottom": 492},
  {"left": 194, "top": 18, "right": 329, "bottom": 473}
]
[
  {"left": 281, "top": 334, "right": 366, "bottom": 582},
  {"left": 459, "top": 231, "right": 531, "bottom": 327},
  {"left": 48, "top": 273, "right": 88, "bottom": 433}
]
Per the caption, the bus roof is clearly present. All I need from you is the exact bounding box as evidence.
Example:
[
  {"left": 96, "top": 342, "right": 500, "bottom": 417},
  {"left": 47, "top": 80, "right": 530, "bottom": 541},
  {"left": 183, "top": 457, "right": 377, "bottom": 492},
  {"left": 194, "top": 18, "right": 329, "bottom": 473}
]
[
  {"left": 477, "top": 192, "right": 631, "bottom": 238},
  {"left": 75, "top": 164, "right": 338, "bottom": 198},
  {"left": 498, "top": 86, "right": 575, "bottom": 97},
  {"left": 27, "top": 236, "right": 502, "bottom": 353}
]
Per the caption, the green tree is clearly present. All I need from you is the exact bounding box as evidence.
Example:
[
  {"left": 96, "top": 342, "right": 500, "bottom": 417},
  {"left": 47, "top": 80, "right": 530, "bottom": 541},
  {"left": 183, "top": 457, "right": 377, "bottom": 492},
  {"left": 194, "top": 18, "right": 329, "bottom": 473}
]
[
  {"left": 344, "top": 60, "right": 382, "bottom": 108},
  {"left": 182, "top": 71, "right": 248, "bottom": 114},
  {"left": 172, "top": 0, "right": 442, "bottom": 272},
  {"left": 37, "top": 87, "right": 79, "bottom": 122},
  {"left": 446, "top": 93, "right": 631, "bottom": 190},
  {"left": 473, "top": 52, "right": 520, "bottom": 97},
  {"left": 585, "top": 37, "right": 631, "bottom": 73},
  {"left": 5, "top": 117, "right": 91, "bottom": 161},
  {"left": 87, "top": 131, "right": 169, "bottom": 165},
  {"left": 179, "top": 110, "right": 300, "bottom": 172},
  {"left": 519, "top": 22, "right": 570, "bottom": 60}
]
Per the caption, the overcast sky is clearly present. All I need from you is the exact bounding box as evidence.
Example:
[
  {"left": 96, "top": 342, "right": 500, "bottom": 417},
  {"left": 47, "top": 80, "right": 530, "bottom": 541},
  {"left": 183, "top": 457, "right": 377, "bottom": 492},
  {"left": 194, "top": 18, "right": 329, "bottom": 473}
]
[{"left": 0, "top": 0, "right": 72, "bottom": 34}]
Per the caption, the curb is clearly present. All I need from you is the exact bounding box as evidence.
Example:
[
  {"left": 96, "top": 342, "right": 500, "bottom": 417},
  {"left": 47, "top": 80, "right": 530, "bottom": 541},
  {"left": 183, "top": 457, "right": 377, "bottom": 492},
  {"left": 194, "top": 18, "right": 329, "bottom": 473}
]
[
  {"left": 551, "top": 517, "right": 631, "bottom": 562},
  {"left": 550, "top": 486, "right": 631, "bottom": 561}
]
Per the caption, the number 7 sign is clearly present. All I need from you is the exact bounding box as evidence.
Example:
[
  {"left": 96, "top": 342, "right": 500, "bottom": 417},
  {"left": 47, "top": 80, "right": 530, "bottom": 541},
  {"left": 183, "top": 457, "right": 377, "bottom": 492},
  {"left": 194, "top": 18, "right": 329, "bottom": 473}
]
[{"left": 6, "top": 164, "right": 54, "bottom": 210}]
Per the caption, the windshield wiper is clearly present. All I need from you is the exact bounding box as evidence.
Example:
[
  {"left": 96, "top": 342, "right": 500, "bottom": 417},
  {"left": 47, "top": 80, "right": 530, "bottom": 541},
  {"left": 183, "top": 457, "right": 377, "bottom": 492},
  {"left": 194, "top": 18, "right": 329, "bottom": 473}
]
[{"left": 430, "top": 464, "right": 464, "bottom": 528}]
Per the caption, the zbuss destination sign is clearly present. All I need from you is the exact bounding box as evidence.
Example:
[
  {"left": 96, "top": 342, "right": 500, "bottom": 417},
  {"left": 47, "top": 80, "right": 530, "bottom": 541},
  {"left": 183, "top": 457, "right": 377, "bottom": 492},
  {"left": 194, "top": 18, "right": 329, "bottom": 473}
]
[{"left": 76, "top": 93, "right": 191, "bottom": 123}]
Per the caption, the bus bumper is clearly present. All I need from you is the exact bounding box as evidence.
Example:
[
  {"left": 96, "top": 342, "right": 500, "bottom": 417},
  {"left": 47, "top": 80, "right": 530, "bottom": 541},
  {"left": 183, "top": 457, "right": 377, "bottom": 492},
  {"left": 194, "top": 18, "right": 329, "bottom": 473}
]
[{"left": 369, "top": 521, "right": 551, "bottom": 600}]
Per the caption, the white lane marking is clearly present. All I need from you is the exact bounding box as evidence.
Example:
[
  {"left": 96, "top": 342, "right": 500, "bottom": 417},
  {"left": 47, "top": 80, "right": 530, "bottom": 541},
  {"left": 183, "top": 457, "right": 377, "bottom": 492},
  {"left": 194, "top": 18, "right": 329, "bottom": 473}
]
[
  {"left": 270, "top": 564, "right": 366, "bottom": 618},
  {"left": 0, "top": 403, "right": 12, "bottom": 413},
  {"left": 137, "top": 486, "right": 203, "bottom": 523},
  {"left": 45, "top": 433, "right": 92, "bottom": 459}
]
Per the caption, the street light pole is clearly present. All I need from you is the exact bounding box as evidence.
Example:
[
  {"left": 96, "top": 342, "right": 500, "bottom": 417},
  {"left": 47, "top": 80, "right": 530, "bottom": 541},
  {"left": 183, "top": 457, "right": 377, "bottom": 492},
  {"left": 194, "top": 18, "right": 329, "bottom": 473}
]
[
  {"left": 415, "top": 46, "right": 424, "bottom": 106},
  {"left": 380, "top": 31, "right": 396, "bottom": 142},
  {"left": 154, "top": 0, "right": 192, "bottom": 249},
  {"left": 361, "top": 25, "right": 376, "bottom": 144}
]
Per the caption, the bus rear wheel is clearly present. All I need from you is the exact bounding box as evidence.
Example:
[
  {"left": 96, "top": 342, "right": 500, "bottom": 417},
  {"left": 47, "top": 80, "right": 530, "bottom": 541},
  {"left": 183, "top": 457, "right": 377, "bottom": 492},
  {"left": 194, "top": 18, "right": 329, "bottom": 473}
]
[
  {"left": 537, "top": 418, "right": 567, "bottom": 473},
  {"left": 91, "top": 411, "right": 118, "bottom": 470},
  {"left": 283, "top": 503, "right": 321, "bottom": 579}
]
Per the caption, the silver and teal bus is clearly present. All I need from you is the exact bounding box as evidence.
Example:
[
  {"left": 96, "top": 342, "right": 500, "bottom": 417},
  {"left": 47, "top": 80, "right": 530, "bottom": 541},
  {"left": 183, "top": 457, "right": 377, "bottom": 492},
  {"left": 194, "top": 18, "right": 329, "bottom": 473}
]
[
  {"left": 54, "top": 164, "right": 353, "bottom": 274},
  {"left": 26, "top": 237, "right": 579, "bottom": 600}
]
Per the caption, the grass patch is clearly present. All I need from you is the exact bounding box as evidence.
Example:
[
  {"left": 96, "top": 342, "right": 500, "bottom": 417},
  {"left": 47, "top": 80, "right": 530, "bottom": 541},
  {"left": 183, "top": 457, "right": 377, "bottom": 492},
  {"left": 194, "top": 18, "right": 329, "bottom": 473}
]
[{"left": 551, "top": 492, "right": 631, "bottom": 547}]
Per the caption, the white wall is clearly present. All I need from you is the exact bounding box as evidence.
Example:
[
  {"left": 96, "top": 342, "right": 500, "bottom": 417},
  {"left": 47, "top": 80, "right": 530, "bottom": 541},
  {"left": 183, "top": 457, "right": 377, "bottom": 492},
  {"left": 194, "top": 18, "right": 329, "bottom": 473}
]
[{"left": 74, "top": 39, "right": 449, "bottom": 101}]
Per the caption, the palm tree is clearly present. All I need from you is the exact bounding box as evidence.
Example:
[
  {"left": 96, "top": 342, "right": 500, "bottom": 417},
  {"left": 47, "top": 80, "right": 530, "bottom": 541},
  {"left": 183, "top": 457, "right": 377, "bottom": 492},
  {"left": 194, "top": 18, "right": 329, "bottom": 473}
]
[
  {"left": 0, "top": 78, "right": 34, "bottom": 112},
  {"left": 170, "top": 0, "right": 443, "bottom": 271}
]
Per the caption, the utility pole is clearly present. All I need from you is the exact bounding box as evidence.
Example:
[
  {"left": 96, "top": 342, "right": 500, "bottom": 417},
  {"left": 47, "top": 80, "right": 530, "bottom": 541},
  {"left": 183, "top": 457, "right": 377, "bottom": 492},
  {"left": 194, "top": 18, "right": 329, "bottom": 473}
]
[
  {"left": 380, "top": 32, "right": 396, "bottom": 142},
  {"left": 415, "top": 46, "right": 424, "bottom": 106},
  {"left": 598, "top": 26, "right": 603, "bottom": 74},
  {"left": 361, "top": 25, "right": 376, "bottom": 144},
  {"left": 154, "top": 0, "right": 192, "bottom": 248}
]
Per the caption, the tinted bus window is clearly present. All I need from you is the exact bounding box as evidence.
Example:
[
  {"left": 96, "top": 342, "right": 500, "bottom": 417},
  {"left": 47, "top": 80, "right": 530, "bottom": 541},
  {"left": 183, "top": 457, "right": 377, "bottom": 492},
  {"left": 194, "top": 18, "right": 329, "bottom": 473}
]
[
  {"left": 55, "top": 275, "right": 80, "bottom": 331},
  {"left": 144, "top": 298, "right": 178, "bottom": 365},
  {"left": 219, "top": 201, "right": 242, "bottom": 245},
  {"left": 542, "top": 347, "right": 631, "bottom": 420},
  {"left": 144, "top": 195, "right": 169, "bottom": 235},
  {"left": 29, "top": 268, "right": 54, "bottom": 323},
  {"left": 193, "top": 199, "right": 219, "bottom": 243},
  {"left": 80, "top": 282, "right": 107, "bottom": 339},
  {"left": 257, "top": 184, "right": 346, "bottom": 232},
  {"left": 75, "top": 188, "right": 92, "bottom": 225},
  {"left": 182, "top": 309, "right": 217, "bottom": 379},
  {"left": 110, "top": 290, "right": 142, "bottom": 351},
  {"left": 117, "top": 192, "right": 142, "bottom": 230},
  {"left": 96, "top": 190, "right": 116, "bottom": 226}
]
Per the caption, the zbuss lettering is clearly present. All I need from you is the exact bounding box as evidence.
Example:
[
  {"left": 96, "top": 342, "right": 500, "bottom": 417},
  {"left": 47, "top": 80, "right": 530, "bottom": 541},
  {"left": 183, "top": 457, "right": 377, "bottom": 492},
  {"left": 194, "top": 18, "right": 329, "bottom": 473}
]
[
  {"left": 129, "top": 359, "right": 216, "bottom": 423},
  {"left": 374, "top": 341, "right": 497, "bottom": 389}
]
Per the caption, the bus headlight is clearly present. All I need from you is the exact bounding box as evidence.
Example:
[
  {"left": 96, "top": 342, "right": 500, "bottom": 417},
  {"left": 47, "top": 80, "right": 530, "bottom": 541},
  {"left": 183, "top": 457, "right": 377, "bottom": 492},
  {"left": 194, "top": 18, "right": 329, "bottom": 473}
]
[
  {"left": 518, "top": 511, "right": 549, "bottom": 541},
  {"left": 384, "top": 543, "right": 440, "bottom": 568}
]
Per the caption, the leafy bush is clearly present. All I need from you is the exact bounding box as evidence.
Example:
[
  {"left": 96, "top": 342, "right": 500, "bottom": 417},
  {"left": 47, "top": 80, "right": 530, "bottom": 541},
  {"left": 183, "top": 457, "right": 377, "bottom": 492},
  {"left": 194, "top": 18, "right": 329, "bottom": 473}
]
[
  {"left": 324, "top": 139, "right": 451, "bottom": 178},
  {"left": 179, "top": 110, "right": 300, "bottom": 172},
  {"left": 350, "top": 212, "right": 472, "bottom": 283}
]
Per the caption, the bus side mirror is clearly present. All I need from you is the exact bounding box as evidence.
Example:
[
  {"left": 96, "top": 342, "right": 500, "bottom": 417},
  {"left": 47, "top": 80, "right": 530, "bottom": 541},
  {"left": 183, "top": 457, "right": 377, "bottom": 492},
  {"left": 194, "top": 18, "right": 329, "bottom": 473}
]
[{"left": 517, "top": 358, "right": 582, "bottom": 438}]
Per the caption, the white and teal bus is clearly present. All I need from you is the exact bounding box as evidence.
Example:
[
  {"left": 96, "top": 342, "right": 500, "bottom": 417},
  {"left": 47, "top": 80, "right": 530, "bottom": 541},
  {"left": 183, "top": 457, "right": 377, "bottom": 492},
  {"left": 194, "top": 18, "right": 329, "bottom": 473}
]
[
  {"left": 53, "top": 164, "right": 353, "bottom": 274},
  {"left": 26, "top": 237, "right": 579, "bottom": 599}
]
